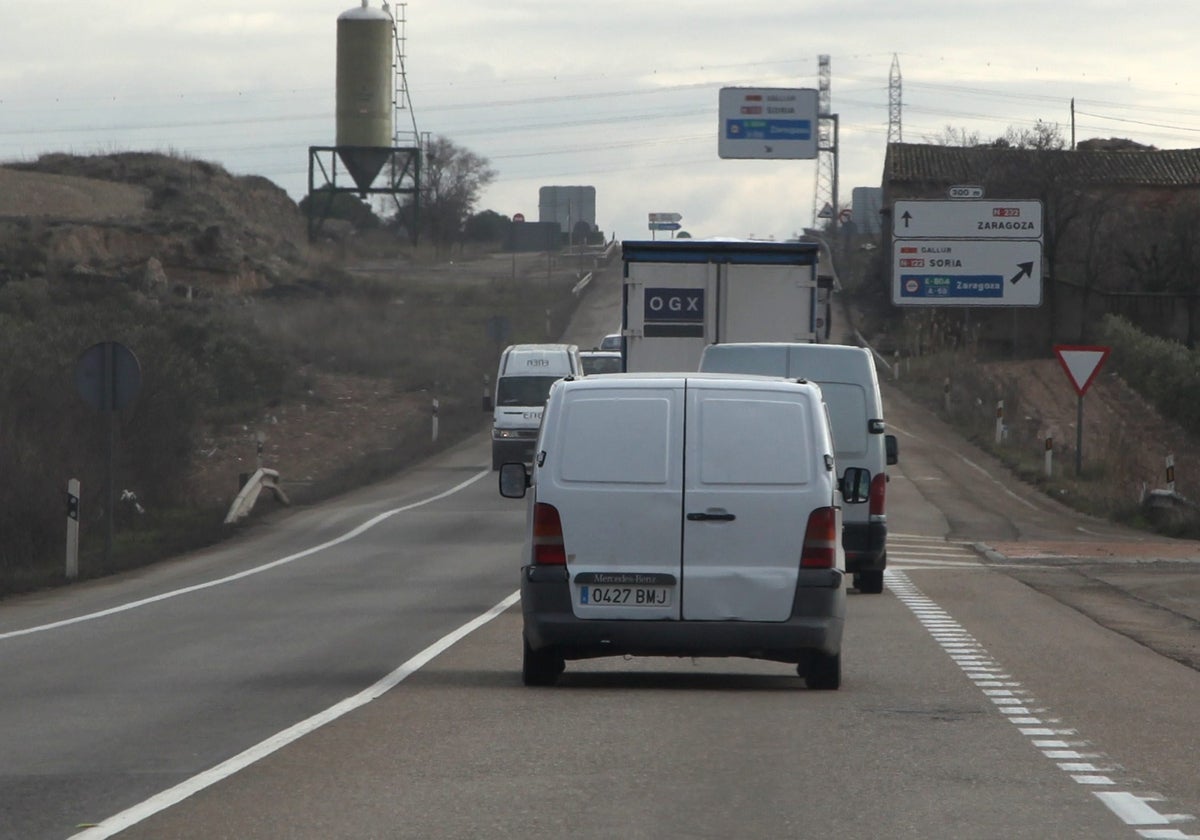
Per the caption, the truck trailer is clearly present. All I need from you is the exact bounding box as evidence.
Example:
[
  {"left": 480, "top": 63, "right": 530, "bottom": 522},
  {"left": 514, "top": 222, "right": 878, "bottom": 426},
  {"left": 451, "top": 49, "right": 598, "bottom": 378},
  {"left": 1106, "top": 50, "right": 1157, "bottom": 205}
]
[{"left": 618, "top": 239, "right": 828, "bottom": 372}]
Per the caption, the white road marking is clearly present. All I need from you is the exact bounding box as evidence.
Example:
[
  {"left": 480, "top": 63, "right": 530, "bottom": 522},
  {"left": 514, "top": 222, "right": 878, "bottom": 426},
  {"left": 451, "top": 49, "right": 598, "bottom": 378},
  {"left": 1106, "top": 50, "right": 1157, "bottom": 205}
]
[
  {"left": 66, "top": 589, "right": 521, "bottom": 839},
  {"left": 1, "top": 469, "right": 492, "bottom": 641},
  {"left": 888, "top": 570, "right": 1197, "bottom": 837}
]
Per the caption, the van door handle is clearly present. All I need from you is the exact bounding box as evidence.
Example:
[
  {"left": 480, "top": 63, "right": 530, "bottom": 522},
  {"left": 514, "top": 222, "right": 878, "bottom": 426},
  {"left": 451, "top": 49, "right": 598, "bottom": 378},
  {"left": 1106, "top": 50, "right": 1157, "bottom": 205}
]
[{"left": 687, "top": 512, "right": 736, "bottom": 522}]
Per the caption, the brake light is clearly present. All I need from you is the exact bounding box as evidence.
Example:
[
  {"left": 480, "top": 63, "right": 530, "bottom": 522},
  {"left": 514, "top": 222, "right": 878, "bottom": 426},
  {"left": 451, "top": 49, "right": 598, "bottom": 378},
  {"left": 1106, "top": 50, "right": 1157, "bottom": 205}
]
[
  {"left": 801, "top": 506, "right": 838, "bottom": 569},
  {"left": 869, "top": 472, "right": 888, "bottom": 517},
  {"left": 532, "top": 502, "right": 566, "bottom": 565}
]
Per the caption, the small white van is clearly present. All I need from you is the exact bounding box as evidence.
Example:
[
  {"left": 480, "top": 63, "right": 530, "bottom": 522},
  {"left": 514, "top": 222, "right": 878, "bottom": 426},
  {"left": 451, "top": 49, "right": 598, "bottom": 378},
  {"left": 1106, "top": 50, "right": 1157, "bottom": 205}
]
[
  {"left": 699, "top": 343, "right": 898, "bottom": 594},
  {"left": 500, "top": 373, "right": 866, "bottom": 688},
  {"left": 487, "top": 344, "right": 582, "bottom": 470}
]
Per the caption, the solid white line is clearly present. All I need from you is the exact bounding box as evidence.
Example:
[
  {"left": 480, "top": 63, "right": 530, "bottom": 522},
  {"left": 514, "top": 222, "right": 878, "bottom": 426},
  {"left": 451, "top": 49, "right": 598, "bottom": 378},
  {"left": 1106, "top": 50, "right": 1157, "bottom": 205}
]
[
  {"left": 67, "top": 589, "right": 521, "bottom": 840},
  {"left": 1, "top": 470, "right": 491, "bottom": 641}
]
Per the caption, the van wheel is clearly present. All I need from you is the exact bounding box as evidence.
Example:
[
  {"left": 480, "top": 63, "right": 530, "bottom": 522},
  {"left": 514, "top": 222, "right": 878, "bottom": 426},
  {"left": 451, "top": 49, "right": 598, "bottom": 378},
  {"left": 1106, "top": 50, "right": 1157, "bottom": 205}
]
[
  {"left": 804, "top": 651, "right": 841, "bottom": 690},
  {"left": 522, "top": 637, "right": 564, "bottom": 686},
  {"left": 855, "top": 569, "right": 885, "bottom": 594},
  {"left": 491, "top": 452, "right": 502, "bottom": 471}
]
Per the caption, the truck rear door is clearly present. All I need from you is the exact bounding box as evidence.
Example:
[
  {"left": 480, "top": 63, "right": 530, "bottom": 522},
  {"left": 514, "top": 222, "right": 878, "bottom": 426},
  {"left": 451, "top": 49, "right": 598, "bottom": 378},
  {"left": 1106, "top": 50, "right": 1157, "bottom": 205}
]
[
  {"left": 681, "top": 379, "right": 817, "bottom": 622},
  {"left": 719, "top": 264, "right": 817, "bottom": 343},
  {"left": 624, "top": 262, "right": 715, "bottom": 372}
]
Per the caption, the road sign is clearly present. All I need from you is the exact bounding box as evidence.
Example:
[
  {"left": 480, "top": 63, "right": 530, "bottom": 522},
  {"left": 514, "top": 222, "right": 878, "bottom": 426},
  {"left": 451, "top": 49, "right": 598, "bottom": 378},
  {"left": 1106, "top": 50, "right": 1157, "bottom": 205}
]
[
  {"left": 649, "top": 221, "right": 682, "bottom": 231},
  {"left": 1054, "top": 345, "right": 1110, "bottom": 396},
  {"left": 948, "top": 185, "right": 984, "bottom": 199},
  {"left": 892, "top": 240, "right": 1043, "bottom": 306},
  {"left": 649, "top": 212, "right": 682, "bottom": 223},
  {"left": 718, "top": 87, "right": 819, "bottom": 160},
  {"left": 513, "top": 212, "right": 525, "bottom": 223},
  {"left": 893, "top": 199, "right": 1043, "bottom": 239}
]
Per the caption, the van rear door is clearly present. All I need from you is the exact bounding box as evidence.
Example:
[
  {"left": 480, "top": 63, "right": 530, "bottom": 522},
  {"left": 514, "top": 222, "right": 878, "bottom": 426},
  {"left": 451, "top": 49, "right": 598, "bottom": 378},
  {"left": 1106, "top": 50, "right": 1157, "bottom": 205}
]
[
  {"left": 681, "top": 379, "right": 818, "bottom": 621},
  {"left": 550, "top": 383, "right": 684, "bottom": 621}
]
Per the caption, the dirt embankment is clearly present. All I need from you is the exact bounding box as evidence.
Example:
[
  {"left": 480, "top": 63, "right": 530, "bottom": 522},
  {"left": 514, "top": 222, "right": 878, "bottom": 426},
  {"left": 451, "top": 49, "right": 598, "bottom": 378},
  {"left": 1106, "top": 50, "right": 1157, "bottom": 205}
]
[{"left": 0, "top": 153, "right": 310, "bottom": 294}]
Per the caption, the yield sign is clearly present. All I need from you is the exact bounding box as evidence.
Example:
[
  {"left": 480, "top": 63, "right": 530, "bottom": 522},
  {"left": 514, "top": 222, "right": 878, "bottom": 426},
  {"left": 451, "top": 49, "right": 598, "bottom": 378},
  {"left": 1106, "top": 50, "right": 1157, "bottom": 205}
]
[{"left": 1054, "top": 345, "right": 1110, "bottom": 396}]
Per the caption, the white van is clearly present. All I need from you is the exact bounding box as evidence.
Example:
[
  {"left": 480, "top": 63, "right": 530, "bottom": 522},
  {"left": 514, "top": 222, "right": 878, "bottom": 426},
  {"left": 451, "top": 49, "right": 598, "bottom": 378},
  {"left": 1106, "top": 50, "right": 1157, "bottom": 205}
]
[
  {"left": 699, "top": 343, "right": 898, "bottom": 594},
  {"left": 487, "top": 343, "right": 582, "bottom": 470},
  {"left": 499, "top": 373, "right": 867, "bottom": 688}
]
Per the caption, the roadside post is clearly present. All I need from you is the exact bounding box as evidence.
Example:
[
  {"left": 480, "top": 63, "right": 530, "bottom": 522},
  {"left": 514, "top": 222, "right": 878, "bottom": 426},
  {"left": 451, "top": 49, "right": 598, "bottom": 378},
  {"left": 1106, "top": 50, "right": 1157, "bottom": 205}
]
[
  {"left": 432, "top": 397, "right": 440, "bottom": 442},
  {"left": 65, "top": 478, "right": 81, "bottom": 580},
  {"left": 1053, "top": 345, "right": 1110, "bottom": 476},
  {"left": 1166, "top": 454, "right": 1176, "bottom": 493},
  {"left": 1044, "top": 435, "right": 1053, "bottom": 478},
  {"left": 995, "top": 400, "right": 1004, "bottom": 445}
]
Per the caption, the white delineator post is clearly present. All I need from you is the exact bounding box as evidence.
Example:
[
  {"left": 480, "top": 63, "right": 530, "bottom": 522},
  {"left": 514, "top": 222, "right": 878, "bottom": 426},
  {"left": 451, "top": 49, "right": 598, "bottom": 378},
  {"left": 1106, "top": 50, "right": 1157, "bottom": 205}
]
[
  {"left": 1044, "top": 435, "right": 1053, "bottom": 478},
  {"left": 432, "top": 398, "right": 440, "bottom": 442},
  {"left": 1166, "top": 454, "right": 1176, "bottom": 493},
  {"left": 995, "top": 400, "right": 1004, "bottom": 445},
  {"left": 65, "top": 478, "right": 81, "bottom": 580}
]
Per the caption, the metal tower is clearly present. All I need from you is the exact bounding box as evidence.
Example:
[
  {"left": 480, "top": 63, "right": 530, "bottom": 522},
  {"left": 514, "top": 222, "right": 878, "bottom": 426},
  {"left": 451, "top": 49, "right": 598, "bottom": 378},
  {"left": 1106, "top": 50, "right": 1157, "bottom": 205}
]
[
  {"left": 386, "top": 2, "right": 420, "bottom": 147},
  {"left": 887, "top": 53, "right": 902, "bottom": 145},
  {"left": 812, "top": 55, "right": 836, "bottom": 228}
]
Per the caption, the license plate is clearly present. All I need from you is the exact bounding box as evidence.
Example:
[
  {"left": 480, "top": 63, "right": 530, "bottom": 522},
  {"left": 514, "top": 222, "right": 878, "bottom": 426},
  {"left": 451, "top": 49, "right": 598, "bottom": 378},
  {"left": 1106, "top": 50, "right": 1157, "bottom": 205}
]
[{"left": 579, "top": 585, "right": 672, "bottom": 607}]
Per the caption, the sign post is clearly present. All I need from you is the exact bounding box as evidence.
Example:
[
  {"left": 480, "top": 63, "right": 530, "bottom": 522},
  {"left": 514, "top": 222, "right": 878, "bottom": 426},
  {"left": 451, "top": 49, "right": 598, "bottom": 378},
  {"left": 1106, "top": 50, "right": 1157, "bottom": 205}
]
[
  {"left": 1053, "top": 345, "right": 1110, "bottom": 475},
  {"left": 74, "top": 341, "right": 142, "bottom": 566}
]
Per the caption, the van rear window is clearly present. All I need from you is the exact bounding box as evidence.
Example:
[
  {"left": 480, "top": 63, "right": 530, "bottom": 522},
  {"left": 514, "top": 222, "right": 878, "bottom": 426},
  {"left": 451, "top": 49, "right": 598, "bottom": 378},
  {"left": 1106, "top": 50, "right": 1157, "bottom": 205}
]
[
  {"left": 695, "top": 398, "right": 812, "bottom": 485},
  {"left": 559, "top": 397, "right": 672, "bottom": 484},
  {"left": 817, "top": 383, "right": 868, "bottom": 457}
]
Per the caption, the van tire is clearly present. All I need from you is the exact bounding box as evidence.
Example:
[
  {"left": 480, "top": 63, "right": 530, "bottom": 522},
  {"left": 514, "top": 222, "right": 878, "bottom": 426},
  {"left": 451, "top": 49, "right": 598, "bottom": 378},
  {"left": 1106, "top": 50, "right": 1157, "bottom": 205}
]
[
  {"left": 522, "top": 637, "right": 565, "bottom": 686},
  {"left": 492, "top": 450, "right": 502, "bottom": 471},
  {"left": 855, "top": 569, "right": 885, "bottom": 594},
  {"left": 804, "top": 651, "right": 841, "bottom": 690}
]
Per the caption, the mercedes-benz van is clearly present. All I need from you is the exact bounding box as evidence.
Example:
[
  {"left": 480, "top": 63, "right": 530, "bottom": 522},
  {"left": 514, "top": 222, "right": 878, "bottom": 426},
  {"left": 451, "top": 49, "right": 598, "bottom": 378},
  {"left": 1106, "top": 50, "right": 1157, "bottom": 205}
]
[
  {"left": 699, "top": 343, "right": 898, "bottom": 594},
  {"left": 500, "top": 372, "right": 867, "bottom": 688}
]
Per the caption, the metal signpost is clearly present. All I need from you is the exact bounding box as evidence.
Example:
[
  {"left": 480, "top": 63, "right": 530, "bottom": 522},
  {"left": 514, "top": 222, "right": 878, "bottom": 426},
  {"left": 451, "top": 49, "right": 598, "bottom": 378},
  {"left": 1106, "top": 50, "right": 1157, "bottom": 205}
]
[
  {"left": 891, "top": 199, "right": 1044, "bottom": 307},
  {"left": 1054, "top": 344, "right": 1110, "bottom": 475},
  {"left": 648, "top": 212, "right": 683, "bottom": 240},
  {"left": 74, "top": 341, "right": 142, "bottom": 567}
]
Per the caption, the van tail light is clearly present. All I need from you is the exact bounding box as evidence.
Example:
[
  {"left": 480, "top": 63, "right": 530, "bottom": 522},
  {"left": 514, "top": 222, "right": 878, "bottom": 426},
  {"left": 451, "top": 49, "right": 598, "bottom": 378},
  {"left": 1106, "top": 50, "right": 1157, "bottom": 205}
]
[
  {"left": 801, "top": 506, "right": 838, "bottom": 569},
  {"left": 869, "top": 472, "right": 888, "bottom": 517},
  {"left": 532, "top": 502, "right": 566, "bottom": 565}
]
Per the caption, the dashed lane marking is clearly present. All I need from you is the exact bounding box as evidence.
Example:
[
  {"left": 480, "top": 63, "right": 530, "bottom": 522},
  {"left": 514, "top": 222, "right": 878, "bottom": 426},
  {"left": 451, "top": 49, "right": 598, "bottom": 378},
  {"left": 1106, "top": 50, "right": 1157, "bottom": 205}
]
[{"left": 887, "top": 570, "right": 1198, "bottom": 839}]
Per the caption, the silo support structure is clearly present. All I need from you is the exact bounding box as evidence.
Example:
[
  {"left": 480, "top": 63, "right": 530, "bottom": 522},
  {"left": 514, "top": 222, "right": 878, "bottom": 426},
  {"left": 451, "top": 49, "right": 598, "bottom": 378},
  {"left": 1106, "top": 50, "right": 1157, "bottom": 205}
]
[{"left": 306, "top": 145, "right": 421, "bottom": 244}]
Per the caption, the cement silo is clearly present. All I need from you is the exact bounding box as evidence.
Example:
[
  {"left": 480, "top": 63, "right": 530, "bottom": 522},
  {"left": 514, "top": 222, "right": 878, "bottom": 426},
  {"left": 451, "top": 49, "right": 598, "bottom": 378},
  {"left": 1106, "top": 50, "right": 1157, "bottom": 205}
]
[{"left": 336, "top": 0, "right": 393, "bottom": 191}]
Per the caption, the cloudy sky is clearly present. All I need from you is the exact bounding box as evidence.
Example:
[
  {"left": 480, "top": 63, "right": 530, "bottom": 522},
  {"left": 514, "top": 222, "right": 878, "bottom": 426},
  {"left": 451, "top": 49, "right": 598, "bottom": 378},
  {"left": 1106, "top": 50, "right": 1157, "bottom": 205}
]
[{"left": 3, "top": 1, "right": 1200, "bottom": 242}]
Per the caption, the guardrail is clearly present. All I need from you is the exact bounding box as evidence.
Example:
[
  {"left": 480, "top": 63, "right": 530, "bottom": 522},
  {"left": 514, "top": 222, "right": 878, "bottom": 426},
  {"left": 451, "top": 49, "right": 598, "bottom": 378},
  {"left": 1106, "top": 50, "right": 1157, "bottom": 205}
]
[{"left": 224, "top": 468, "right": 290, "bottom": 525}]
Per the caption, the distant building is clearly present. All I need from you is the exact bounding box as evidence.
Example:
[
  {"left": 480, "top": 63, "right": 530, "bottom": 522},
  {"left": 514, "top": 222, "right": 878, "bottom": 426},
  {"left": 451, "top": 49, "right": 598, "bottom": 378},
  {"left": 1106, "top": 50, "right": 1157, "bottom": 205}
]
[
  {"left": 539, "top": 186, "right": 596, "bottom": 241},
  {"left": 851, "top": 187, "right": 883, "bottom": 236}
]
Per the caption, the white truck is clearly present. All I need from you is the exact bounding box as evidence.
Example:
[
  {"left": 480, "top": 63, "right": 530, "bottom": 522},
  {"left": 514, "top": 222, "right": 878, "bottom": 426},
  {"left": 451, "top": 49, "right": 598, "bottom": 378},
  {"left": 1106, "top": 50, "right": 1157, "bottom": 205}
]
[{"left": 618, "top": 239, "right": 828, "bottom": 372}]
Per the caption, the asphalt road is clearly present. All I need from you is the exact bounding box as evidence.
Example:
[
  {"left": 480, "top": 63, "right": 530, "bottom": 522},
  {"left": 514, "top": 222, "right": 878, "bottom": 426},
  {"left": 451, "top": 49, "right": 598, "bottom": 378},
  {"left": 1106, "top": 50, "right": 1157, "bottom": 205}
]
[{"left": 2, "top": 259, "right": 1198, "bottom": 839}]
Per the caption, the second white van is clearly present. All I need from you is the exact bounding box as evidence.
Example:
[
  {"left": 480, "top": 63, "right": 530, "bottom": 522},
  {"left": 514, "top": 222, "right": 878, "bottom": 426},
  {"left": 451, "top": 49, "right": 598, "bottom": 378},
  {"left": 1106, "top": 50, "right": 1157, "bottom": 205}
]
[{"left": 699, "top": 342, "right": 898, "bottom": 594}]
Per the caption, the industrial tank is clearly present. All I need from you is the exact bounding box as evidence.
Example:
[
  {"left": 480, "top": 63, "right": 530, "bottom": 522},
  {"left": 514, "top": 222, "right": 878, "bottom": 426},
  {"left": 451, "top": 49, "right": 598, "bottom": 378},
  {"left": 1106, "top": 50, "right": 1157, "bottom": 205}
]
[{"left": 336, "top": 0, "right": 393, "bottom": 191}]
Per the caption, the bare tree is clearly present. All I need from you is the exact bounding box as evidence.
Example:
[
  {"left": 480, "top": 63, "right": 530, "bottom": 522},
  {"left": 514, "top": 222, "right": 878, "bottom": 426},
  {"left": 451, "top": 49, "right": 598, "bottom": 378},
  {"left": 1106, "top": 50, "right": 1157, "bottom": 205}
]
[
  {"left": 925, "top": 125, "right": 982, "bottom": 147},
  {"left": 418, "top": 135, "right": 497, "bottom": 253}
]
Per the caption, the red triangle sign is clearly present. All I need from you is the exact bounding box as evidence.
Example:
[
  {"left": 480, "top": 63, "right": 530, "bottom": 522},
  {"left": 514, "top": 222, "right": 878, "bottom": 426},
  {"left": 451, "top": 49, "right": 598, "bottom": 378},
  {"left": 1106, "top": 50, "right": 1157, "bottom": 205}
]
[{"left": 1054, "top": 345, "right": 1110, "bottom": 396}]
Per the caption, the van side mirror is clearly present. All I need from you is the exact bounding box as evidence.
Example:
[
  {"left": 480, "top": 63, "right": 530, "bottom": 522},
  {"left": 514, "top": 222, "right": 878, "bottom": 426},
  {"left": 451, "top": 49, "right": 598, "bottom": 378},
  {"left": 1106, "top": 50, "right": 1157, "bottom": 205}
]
[
  {"left": 885, "top": 434, "right": 898, "bottom": 466},
  {"left": 498, "top": 462, "right": 529, "bottom": 498},
  {"left": 840, "top": 467, "right": 871, "bottom": 504}
]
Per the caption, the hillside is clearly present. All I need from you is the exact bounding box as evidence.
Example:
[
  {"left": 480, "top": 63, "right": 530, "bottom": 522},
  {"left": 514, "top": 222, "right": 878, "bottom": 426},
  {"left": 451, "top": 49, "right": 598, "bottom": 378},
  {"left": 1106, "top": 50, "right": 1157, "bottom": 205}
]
[{"left": 0, "top": 152, "right": 309, "bottom": 293}]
